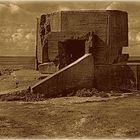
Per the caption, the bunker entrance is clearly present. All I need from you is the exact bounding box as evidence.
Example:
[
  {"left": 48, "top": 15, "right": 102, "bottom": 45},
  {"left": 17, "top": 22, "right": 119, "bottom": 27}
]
[{"left": 58, "top": 39, "right": 85, "bottom": 69}]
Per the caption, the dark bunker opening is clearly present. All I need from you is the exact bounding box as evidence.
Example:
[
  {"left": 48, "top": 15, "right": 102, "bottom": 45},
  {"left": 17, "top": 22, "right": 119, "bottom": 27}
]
[{"left": 58, "top": 39, "right": 85, "bottom": 69}]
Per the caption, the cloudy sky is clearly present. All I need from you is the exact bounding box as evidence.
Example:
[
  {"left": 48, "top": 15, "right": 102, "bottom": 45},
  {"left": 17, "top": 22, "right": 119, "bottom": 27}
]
[{"left": 0, "top": 1, "right": 140, "bottom": 56}]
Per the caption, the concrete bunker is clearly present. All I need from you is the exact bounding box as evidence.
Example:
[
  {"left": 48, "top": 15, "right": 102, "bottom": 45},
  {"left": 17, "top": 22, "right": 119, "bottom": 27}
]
[{"left": 32, "top": 10, "right": 140, "bottom": 97}]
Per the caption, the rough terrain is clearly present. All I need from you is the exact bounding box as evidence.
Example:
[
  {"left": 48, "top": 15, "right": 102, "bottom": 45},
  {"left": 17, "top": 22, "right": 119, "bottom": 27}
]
[
  {"left": 0, "top": 69, "right": 49, "bottom": 92},
  {"left": 0, "top": 68, "right": 140, "bottom": 139},
  {"left": 0, "top": 95, "right": 139, "bottom": 138}
]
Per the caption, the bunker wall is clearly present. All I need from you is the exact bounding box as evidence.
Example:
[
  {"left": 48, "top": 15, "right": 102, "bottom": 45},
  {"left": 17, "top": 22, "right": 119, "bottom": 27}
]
[
  {"left": 61, "top": 11, "right": 108, "bottom": 64},
  {"left": 32, "top": 54, "right": 94, "bottom": 97},
  {"left": 107, "top": 11, "right": 128, "bottom": 64},
  {"left": 37, "top": 10, "right": 128, "bottom": 65},
  {"left": 95, "top": 64, "right": 137, "bottom": 91},
  {"left": 49, "top": 12, "right": 61, "bottom": 32}
]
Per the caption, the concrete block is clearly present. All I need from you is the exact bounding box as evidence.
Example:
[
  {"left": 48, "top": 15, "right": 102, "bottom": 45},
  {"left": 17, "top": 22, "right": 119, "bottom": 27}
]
[
  {"left": 32, "top": 54, "right": 94, "bottom": 98},
  {"left": 94, "top": 64, "right": 137, "bottom": 91},
  {"left": 38, "top": 62, "right": 58, "bottom": 74}
]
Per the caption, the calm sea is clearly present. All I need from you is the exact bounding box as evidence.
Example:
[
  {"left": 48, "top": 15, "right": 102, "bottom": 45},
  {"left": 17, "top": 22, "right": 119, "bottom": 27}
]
[{"left": 0, "top": 56, "right": 35, "bottom": 65}]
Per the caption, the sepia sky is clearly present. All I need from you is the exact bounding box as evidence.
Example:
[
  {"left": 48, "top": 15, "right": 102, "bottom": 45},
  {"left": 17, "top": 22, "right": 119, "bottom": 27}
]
[{"left": 0, "top": 1, "right": 140, "bottom": 56}]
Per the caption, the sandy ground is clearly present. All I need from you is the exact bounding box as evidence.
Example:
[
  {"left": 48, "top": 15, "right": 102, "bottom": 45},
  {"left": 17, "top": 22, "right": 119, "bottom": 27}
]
[{"left": 0, "top": 95, "right": 139, "bottom": 138}]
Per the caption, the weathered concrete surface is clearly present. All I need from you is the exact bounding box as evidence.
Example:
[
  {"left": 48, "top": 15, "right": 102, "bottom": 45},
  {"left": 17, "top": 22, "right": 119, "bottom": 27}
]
[
  {"left": 37, "top": 10, "right": 128, "bottom": 65},
  {"left": 127, "top": 63, "right": 140, "bottom": 90},
  {"left": 32, "top": 54, "right": 94, "bottom": 97},
  {"left": 94, "top": 64, "right": 137, "bottom": 91},
  {"left": 34, "top": 10, "right": 132, "bottom": 95}
]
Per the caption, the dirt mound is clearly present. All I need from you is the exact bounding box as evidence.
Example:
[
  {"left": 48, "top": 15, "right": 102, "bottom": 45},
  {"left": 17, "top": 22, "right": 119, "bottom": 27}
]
[
  {"left": 67, "top": 88, "right": 135, "bottom": 98},
  {"left": 75, "top": 88, "right": 109, "bottom": 97},
  {"left": 0, "top": 88, "right": 47, "bottom": 102},
  {"left": 0, "top": 87, "right": 138, "bottom": 102}
]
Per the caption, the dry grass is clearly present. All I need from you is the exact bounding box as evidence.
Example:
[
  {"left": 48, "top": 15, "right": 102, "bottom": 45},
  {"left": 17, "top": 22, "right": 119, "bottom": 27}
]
[
  {"left": 0, "top": 69, "right": 48, "bottom": 92},
  {"left": 0, "top": 96, "right": 139, "bottom": 138}
]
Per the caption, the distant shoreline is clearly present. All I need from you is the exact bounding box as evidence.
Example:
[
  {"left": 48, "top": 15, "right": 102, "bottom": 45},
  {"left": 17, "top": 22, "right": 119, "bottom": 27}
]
[
  {"left": 0, "top": 56, "right": 35, "bottom": 57},
  {"left": 0, "top": 56, "right": 35, "bottom": 66}
]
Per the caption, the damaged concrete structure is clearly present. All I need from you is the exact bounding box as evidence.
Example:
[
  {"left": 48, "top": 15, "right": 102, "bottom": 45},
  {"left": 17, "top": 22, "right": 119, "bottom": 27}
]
[
  {"left": 32, "top": 10, "right": 138, "bottom": 97},
  {"left": 36, "top": 10, "right": 128, "bottom": 66}
]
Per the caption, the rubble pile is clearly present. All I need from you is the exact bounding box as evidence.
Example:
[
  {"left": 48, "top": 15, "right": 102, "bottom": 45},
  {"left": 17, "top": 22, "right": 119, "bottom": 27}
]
[
  {"left": 71, "top": 88, "right": 135, "bottom": 98},
  {"left": 0, "top": 89, "right": 47, "bottom": 102},
  {"left": 0, "top": 87, "right": 138, "bottom": 102}
]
